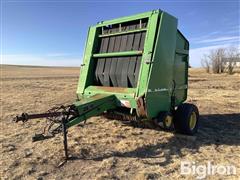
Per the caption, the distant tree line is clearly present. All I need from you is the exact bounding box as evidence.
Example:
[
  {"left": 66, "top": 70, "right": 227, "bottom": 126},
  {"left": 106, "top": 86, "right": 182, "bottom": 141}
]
[{"left": 201, "top": 46, "right": 240, "bottom": 74}]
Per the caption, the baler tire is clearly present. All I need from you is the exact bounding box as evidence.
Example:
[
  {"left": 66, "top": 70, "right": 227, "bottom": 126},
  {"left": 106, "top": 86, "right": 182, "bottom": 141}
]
[
  {"left": 173, "top": 103, "right": 199, "bottom": 135},
  {"left": 154, "top": 112, "right": 174, "bottom": 131}
]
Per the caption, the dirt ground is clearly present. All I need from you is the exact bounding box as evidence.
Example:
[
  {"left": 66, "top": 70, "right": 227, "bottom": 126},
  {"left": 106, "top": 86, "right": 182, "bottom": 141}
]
[{"left": 1, "top": 65, "right": 240, "bottom": 179}]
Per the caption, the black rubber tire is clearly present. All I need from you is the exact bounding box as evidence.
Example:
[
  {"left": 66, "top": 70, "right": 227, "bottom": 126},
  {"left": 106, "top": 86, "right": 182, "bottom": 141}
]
[
  {"left": 154, "top": 112, "right": 174, "bottom": 131},
  {"left": 173, "top": 103, "right": 199, "bottom": 135}
]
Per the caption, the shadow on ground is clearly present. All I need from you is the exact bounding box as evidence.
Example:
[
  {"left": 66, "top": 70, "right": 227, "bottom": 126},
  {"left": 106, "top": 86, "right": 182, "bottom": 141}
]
[
  {"left": 66, "top": 113, "right": 240, "bottom": 166},
  {"left": 69, "top": 113, "right": 240, "bottom": 167}
]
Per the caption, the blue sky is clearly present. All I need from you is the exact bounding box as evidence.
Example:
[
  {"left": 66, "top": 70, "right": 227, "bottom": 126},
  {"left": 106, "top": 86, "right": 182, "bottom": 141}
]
[{"left": 1, "top": 0, "right": 239, "bottom": 67}]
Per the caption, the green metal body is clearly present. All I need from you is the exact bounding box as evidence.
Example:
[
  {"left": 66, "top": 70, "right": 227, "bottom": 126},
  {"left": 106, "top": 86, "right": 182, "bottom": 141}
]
[
  {"left": 66, "top": 94, "right": 118, "bottom": 128},
  {"left": 74, "top": 9, "right": 189, "bottom": 121}
]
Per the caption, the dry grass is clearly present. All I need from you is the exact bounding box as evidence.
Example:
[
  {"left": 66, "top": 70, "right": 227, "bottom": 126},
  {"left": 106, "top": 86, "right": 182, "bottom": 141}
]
[{"left": 1, "top": 65, "right": 240, "bottom": 179}]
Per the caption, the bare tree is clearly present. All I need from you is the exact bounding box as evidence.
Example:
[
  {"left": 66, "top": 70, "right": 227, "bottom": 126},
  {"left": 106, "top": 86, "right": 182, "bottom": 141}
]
[
  {"left": 225, "top": 46, "right": 239, "bottom": 74},
  {"left": 201, "top": 46, "right": 239, "bottom": 74},
  {"left": 210, "top": 48, "right": 225, "bottom": 74},
  {"left": 201, "top": 54, "right": 210, "bottom": 73}
]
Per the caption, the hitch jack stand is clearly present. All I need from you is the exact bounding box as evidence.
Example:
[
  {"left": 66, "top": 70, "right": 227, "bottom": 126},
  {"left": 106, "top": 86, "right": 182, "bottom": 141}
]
[
  {"left": 62, "top": 118, "right": 68, "bottom": 160},
  {"left": 57, "top": 118, "right": 69, "bottom": 167}
]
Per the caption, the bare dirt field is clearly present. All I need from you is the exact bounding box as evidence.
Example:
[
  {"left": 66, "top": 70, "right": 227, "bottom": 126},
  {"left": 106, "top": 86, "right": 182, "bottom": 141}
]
[{"left": 1, "top": 65, "right": 240, "bottom": 179}]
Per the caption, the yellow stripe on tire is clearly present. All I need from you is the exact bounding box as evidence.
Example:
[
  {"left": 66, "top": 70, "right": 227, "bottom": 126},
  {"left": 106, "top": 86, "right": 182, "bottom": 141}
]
[{"left": 189, "top": 112, "right": 197, "bottom": 130}]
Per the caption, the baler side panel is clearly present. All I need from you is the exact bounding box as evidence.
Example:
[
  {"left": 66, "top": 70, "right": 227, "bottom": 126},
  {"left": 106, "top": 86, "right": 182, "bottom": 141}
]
[
  {"left": 77, "top": 27, "right": 99, "bottom": 95},
  {"left": 173, "top": 31, "right": 189, "bottom": 105},
  {"left": 136, "top": 11, "right": 160, "bottom": 97},
  {"left": 145, "top": 12, "right": 178, "bottom": 118}
]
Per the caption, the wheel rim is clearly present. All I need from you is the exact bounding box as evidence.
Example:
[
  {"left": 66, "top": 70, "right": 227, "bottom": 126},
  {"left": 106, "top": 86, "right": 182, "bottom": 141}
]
[
  {"left": 189, "top": 112, "right": 197, "bottom": 130},
  {"left": 164, "top": 115, "right": 172, "bottom": 128}
]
